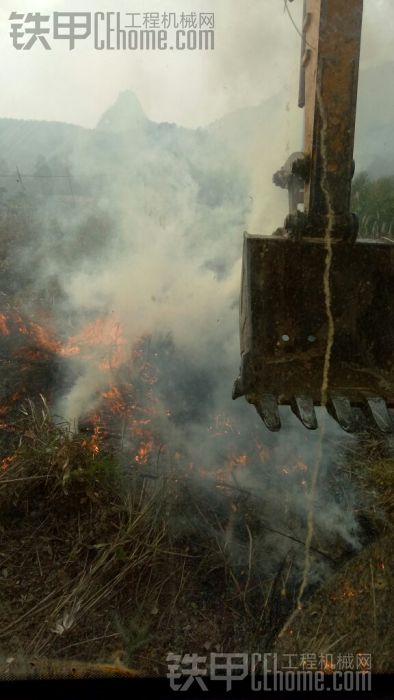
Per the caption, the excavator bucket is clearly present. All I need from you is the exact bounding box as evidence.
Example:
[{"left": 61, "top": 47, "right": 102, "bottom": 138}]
[
  {"left": 233, "top": 0, "right": 394, "bottom": 432},
  {"left": 233, "top": 233, "right": 394, "bottom": 432}
]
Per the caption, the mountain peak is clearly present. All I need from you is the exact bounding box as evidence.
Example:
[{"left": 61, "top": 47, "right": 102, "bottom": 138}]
[{"left": 96, "top": 91, "right": 147, "bottom": 133}]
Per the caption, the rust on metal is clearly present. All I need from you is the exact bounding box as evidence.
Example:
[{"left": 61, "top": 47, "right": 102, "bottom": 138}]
[{"left": 233, "top": 234, "right": 394, "bottom": 416}]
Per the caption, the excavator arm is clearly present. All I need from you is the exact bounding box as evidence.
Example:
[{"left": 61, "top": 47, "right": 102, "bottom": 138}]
[
  {"left": 233, "top": 0, "right": 394, "bottom": 433},
  {"left": 299, "top": 0, "right": 362, "bottom": 239}
]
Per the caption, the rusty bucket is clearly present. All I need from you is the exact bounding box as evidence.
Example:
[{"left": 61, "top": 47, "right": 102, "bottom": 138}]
[{"left": 233, "top": 233, "right": 394, "bottom": 432}]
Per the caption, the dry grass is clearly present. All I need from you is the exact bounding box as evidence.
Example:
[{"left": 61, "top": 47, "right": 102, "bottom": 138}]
[
  {"left": 338, "top": 432, "right": 394, "bottom": 532},
  {"left": 273, "top": 432, "right": 394, "bottom": 672},
  {"left": 0, "top": 398, "right": 188, "bottom": 672},
  {"left": 273, "top": 532, "right": 393, "bottom": 672},
  {"left": 0, "top": 399, "right": 393, "bottom": 677},
  {"left": 0, "top": 398, "right": 294, "bottom": 676}
]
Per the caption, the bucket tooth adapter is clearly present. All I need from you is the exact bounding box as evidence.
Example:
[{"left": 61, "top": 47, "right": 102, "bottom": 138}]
[{"left": 233, "top": 0, "right": 394, "bottom": 432}]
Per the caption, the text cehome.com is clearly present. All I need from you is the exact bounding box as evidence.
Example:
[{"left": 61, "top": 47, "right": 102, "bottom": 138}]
[{"left": 9, "top": 11, "right": 215, "bottom": 51}]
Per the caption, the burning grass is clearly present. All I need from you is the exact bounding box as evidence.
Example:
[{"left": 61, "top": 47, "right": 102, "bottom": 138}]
[
  {"left": 273, "top": 532, "right": 393, "bottom": 673},
  {"left": 0, "top": 397, "right": 303, "bottom": 677},
  {"left": 272, "top": 433, "right": 394, "bottom": 674},
  {"left": 0, "top": 399, "right": 172, "bottom": 671},
  {"left": 0, "top": 398, "right": 393, "bottom": 677}
]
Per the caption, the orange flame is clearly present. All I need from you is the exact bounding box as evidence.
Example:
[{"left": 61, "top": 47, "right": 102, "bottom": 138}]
[
  {"left": 82, "top": 425, "right": 102, "bottom": 455},
  {"left": 135, "top": 438, "right": 155, "bottom": 465},
  {"left": 102, "top": 386, "right": 126, "bottom": 414},
  {"left": 342, "top": 584, "right": 357, "bottom": 599},
  {"left": 0, "top": 314, "right": 10, "bottom": 336}
]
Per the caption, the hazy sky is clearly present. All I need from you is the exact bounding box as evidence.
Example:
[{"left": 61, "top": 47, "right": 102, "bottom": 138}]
[{"left": 0, "top": 0, "right": 393, "bottom": 128}]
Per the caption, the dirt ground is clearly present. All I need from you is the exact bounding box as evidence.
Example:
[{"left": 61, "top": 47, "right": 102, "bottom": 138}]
[
  {"left": 274, "top": 532, "right": 393, "bottom": 673},
  {"left": 0, "top": 404, "right": 392, "bottom": 679}
]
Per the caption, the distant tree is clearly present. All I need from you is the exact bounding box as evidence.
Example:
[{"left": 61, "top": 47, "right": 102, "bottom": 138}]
[{"left": 352, "top": 172, "right": 394, "bottom": 239}]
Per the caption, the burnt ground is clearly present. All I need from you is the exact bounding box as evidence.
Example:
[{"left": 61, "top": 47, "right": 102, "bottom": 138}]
[
  {"left": 0, "top": 211, "right": 393, "bottom": 679},
  {"left": 0, "top": 402, "right": 392, "bottom": 678},
  {"left": 274, "top": 532, "right": 393, "bottom": 673}
]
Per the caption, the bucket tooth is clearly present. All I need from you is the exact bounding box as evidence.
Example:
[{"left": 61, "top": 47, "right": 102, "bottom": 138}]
[
  {"left": 232, "top": 377, "right": 244, "bottom": 400},
  {"left": 364, "top": 397, "right": 393, "bottom": 433},
  {"left": 254, "top": 394, "right": 281, "bottom": 432},
  {"left": 291, "top": 396, "right": 318, "bottom": 430},
  {"left": 328, "top": 396, "right": 356, "bottom": 433}
]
